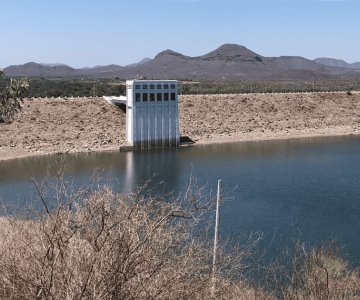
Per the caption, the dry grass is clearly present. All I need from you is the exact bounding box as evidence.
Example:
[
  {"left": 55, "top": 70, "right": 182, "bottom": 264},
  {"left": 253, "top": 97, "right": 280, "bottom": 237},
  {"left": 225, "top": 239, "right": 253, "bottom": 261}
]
[
  {"left": 260, "top": 240, "right": 360, "bottom": 300},
  {"left": 0, "top": 180, "right": 359, "bottom": 299},
  {"left": 284, "top": 243, "right": 360, "bottom": 299}
]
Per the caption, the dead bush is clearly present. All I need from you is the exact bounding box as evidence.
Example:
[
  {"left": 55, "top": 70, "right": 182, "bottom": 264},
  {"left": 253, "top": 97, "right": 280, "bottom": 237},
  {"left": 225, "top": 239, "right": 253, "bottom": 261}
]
[
  {"left": 1, "top": 178, "right": 359, "bottom": 299},
  {"left": 267, "top": 241, "right": 360, "bottom": 299},
  {"left": 0, "top": 179, "right": 260, "bottom": 300}
]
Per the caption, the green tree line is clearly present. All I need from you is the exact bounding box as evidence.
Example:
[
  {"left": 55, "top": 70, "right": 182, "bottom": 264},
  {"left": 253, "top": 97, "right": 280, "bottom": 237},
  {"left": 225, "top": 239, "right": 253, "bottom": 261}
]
[
  {"left": 0, "top": 77, "right": 126, "bottom": 98},
  {"left": 1, "top": 77, "right": 359, "bottom": 98}
]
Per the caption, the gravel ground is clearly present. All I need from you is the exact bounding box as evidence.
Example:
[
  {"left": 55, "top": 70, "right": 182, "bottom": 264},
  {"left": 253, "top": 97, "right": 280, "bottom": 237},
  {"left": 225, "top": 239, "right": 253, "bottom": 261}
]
[{"left": 179, "top": 91, "right": 360, "bottom": 143}]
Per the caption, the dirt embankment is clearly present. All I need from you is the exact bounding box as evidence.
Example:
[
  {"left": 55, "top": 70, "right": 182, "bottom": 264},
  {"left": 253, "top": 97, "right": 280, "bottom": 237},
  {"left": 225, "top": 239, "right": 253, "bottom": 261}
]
[
  {"left": 1, "top": 92, "right": 360, "bottom": 161},
  {"left": 180, "top": 91, "right": 360, "bottom": 143},
  {"left": 0, "top": 97, "right": 125, "bottom": 160}
]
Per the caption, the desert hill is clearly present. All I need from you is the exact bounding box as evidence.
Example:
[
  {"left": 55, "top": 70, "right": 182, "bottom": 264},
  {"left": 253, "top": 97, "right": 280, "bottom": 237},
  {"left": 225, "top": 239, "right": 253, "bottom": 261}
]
[
  {"left": 4, "top": 44, "right": 360, "bottom": 80},
  {"left": 314, "top": 57, "right": 360, "bottom": 70}
]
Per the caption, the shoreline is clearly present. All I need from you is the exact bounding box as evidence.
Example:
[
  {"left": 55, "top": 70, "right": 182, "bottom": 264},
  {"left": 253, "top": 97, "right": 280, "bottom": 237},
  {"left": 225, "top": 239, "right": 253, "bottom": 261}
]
[
  {"left": 195, "top": 126, "right": 360, "bottom": 145},
  {"left": 1, "top": 126, "right": 360, "bottom": 162}
]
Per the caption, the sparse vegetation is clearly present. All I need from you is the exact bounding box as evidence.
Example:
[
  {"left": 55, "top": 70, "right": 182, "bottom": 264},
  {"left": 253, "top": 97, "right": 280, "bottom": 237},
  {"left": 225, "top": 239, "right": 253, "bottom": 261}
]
[
  {"left": 180, "top": 80, "right": 360, "bottom": 95},
  {"left": 0, "top": 77, "right": 126, "bottom": 98},
  {"left": 0, "top": 69, "right": 29, "bottom": 122},
  {"left": 1, "top": 76, "right": 359, "bottom": 99},
  {"left": 263, "top": 241, "right": 360, "bottom": 299},
  {"left": 26, "top": 77, "right": 125, "bottom": 98},
  {"left": 0, "top": 179, "right": 359, "bottom": 299}
]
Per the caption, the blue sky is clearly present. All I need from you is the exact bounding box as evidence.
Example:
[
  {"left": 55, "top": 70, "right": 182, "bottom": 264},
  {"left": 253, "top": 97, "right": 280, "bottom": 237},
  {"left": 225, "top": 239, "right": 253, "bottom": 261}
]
[{"left": 1, "top": 0, "right": 359, "bottom": 67}]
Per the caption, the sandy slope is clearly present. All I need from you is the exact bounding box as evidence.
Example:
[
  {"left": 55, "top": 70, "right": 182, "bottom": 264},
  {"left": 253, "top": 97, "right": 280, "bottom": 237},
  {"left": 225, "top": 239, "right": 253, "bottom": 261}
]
[{"left": 1, "top": 92, "right": 360, "bottom": 161}]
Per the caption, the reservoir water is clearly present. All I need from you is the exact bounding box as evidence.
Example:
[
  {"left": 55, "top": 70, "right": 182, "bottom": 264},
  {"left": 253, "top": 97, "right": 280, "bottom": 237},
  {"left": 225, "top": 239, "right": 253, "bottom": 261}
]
[{"left": 1, "top": 135, "right": 360, "bottom": 265}]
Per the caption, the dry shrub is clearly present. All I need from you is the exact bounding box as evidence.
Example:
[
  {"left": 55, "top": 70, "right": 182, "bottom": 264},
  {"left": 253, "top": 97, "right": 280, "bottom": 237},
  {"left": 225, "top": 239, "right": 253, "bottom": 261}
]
[
  {"left": 1, "top": 179, "right": 359, "bottom": 299},
  {"left": 273, "top": 242, "right": 360, "bottom": 299},
  {"left": 0, "top": 181, "right": 260, "bottom": 300}
]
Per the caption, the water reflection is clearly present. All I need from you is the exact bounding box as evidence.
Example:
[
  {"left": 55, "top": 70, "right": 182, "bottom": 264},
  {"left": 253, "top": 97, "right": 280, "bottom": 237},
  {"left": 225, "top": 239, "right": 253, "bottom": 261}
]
[{"left": 122, "top": 149, "right": 182, "bottom": 193}]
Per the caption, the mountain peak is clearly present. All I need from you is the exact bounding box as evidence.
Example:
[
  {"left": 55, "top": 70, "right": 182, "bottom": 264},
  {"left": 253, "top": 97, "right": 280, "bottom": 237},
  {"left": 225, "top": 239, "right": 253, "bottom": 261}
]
[
  {"left": 137, "top": 57, "right": 151, "bottom": 65},
  {"left": 314, "top": 57, "right": 351, "bottom": 69},
  {"left": 23, "top": 62, "right": 41, "bottom": 67},
  {"left": 40, "top": 63, "right": 70, "bottom": 68},
  {"left": 199, "top": 43, "right": 263, "bottom": 62},
  {"left": 215, "top": 43, "right": 256, "bottom": 54},
  {"left": 314, "top": 57, "right": 360, "bottom": 70},
  {"left": 126, "top": 57, "right": 152, "bottom": 68},
  {"left": 154, "top": 49, "right": 187, "bottom": 59}
]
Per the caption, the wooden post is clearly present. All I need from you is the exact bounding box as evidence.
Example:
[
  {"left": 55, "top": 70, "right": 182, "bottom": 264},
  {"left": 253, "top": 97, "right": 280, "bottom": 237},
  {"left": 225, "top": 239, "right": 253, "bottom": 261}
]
[{"left": 211, "top": 179, "right": 222, "bottom": 298}]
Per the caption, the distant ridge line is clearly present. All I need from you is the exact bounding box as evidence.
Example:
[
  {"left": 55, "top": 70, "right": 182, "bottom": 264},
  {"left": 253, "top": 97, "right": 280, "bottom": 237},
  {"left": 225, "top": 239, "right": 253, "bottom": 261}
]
[{"left": 3, "top": 43, "right": 360, "bottom": 80}]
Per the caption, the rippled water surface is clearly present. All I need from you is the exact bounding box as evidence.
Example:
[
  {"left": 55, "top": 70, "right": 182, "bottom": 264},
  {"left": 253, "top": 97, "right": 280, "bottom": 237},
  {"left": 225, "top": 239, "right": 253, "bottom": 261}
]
[{"left": 1, "top": 135, "right": 360, "bottom": 264}]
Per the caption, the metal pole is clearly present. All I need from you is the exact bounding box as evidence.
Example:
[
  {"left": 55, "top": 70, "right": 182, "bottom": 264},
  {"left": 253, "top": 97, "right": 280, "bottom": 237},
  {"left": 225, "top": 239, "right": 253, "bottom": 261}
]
[
  {"left": 92, "top": 82, "right": 96, "bottom": 97},
  {"left": 211, "top": 179, "right": 222, "bottom": 298}
]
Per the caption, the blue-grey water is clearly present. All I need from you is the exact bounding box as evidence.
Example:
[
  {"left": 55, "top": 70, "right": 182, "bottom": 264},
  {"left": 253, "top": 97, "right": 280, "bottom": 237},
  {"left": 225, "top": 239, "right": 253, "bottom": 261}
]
[{"left": 1, "top": 135, "right": 360, "bottom": 265}]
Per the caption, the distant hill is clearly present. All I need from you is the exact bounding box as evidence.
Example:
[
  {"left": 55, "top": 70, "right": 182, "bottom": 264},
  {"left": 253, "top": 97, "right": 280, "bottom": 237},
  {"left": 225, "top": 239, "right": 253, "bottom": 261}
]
[
  {"left": 196, "top": 44, "right": 263, "bottom": 62},
  {"left": 126, "top": 57, "right": 152, "bottom": 68},
  {"left": 4, "top": 44, "right": 360, "bottom": 80},
  {"left": 315, "top": 58, "right": 360, "bottom": 70},
  {"left": 4, "top": 62, "right": 77, "bottom": 77},
  {"left": 40, "top": 63, "right": 71, "bottom": 67}
]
